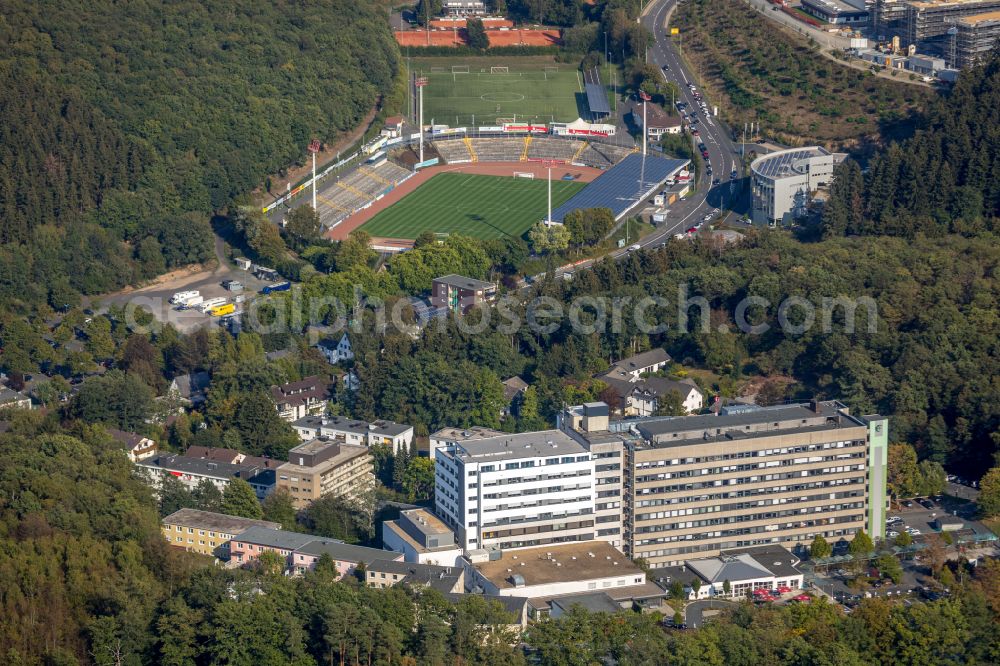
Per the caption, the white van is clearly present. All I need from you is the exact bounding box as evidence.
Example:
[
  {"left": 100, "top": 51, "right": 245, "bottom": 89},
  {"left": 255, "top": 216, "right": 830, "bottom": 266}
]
[{"left": 170, "top": 290, "right": 199, "bottom": 304}]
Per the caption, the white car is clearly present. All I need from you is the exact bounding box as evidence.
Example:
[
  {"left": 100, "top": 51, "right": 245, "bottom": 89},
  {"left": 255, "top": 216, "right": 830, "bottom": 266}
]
[
  {"left": 905, "top": 527, "right": 921, "bottom": 535},
  {"left": 887, "top": 530, "right": 899, "bottom": 538},
  {"left": 887, "top": 516, "right": 903, "bottom": 524}
]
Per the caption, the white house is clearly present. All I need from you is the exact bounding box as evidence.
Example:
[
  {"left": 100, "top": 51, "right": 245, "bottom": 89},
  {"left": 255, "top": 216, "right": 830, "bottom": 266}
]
[
  {"left": 291, "top": 414, "right": 414, "bottom": 455},
  {"left": 316, "top": 334, "right": 354, "bottom": 365},
  {"left": 651, "top": 545, "right": 804, "bottom": 600}
]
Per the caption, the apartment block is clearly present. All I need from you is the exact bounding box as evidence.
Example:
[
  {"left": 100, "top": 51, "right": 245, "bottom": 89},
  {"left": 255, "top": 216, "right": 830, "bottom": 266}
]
[
  {"left": 137, "top": 453, "right": 275, "bottom": 500},
  {"left": 230, "top": 526, "right": 396, "bottom": 577},
  {"left": 434, "top": 430, "right": 604, "bottom": 552},
  {"left": 559, "top": 400, "right": 887, "bottom": 567},
  {"left": 956, "top": 11, "right": 1000, "bottom": 67},
  {"left": 292, "top": 414, "right": 414, "bottom": 455},
  {"left": 161, "top": 508, "right": 279, "bottom": 559},
  {"left": 431, "top": 274, "right": 497, "bottom": 314},
  {"left": 901, "top": 0, "right": 1000, "bottom": 53},
  {"left": 270, "top": 376, "right": 330, "bottom": 421},
  {"left": 277, "top": 438, "right": 373, "bottom": 509}
]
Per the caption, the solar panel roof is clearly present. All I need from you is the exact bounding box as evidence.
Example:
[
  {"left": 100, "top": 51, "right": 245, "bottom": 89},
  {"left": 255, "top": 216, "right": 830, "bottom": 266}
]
[
  {"left": 550, "top": 153, "right": 688, "bottom": 222},
  {"left": 585, "top": 82, "right": 611, "bottom": 115}
]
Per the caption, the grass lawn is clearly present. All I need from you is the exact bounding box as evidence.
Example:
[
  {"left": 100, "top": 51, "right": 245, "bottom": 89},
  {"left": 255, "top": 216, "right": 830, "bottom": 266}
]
[
  {"left": 412, "top": 57, "right": 587, "bottom": 125},
  {"left": 359, "top": 173, "right": 585, "bottom": 240}
]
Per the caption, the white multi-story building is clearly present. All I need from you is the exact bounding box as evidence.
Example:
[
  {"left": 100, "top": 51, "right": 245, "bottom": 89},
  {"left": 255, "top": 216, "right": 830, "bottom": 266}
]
[
  {"left": 750, "top": 147, "right": 839, "bottom": 226},
  {"left": 435, "top": 430, "right": 605, "bottom": 552},
  {"left": 292, "top": 415, "right": 414, "bottom": 455}
]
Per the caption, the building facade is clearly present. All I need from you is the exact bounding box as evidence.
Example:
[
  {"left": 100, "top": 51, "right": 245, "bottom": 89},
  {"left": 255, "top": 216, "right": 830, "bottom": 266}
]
[
  {"left": 382, "top": 508, "right": 464, "bottom": 565},
  {"left": 276, "top": 438, "right": 373, "bottom": 508},
  {"left": 137, "top": 454, "right": 275, "bottom": 499},
  {"left": 751, "top": 147, "right": 837, "bottom": 226},
  {"left": 270, "top": 376, "right": 329, "bottom": 421},
  {"left": 431, "top": 274, "right": 497, "bottom": 314},
  {"left": 956, "top": 10, "right": 1000, "bottom": 67},
  {"left": 434, "top": 430, "right": 602, "bottom": 552},
  {"left": 161, "top": 509, "right": 280, "bottom": 559}
]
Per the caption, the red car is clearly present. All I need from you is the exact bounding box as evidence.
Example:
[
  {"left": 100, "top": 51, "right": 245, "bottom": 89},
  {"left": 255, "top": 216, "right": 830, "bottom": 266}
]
[
  {"left": 691, "top": 129, "right": 700, "bottom": 136},
  {"left": 686, "top": 226, "right": 697, "bottom": 234},
  {"left": 792, "top": 594, "right": 811, "bottom": 602}
]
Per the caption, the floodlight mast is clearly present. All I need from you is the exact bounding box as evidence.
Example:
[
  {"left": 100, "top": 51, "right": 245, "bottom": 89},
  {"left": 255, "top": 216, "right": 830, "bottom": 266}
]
[
  {"left": 415, "top": 77, "right": 429, "bottom": 165},
  {"left": 308, "top": 139, "right": 321, "bottom": 210}
]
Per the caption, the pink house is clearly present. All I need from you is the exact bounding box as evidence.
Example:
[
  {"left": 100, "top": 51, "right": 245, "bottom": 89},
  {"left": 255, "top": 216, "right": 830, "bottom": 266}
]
[{"left": 230, "top": 526, "right": 400, "bottom": 578}]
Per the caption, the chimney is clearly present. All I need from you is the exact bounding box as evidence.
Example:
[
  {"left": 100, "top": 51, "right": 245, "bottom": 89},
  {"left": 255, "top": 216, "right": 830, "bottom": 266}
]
[{"left": 809, "top": 398, "right": 821, "bottom": 413}]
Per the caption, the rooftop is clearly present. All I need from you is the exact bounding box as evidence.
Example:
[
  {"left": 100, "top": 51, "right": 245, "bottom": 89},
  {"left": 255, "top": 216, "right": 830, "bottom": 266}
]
[
  {"left": 368, "top": 559, "right": 463, "bottom": 591},
  {"left": 233, "top": 526, "right": 318, "bottom": 551},
  {"left": 281, "top": 439, "right": 369, "bottom": 471},
  {"left": 161, "top": 509, "right": 280, "bottom": 534},
  {"left": 293, "top": 414, "right": 413, "bottom": 438},
  {"left": 431, "top": 426, "right": 507, "bottom": 442},
  {"left": 751, "top": 147, "right": 830, "bottom": 180},
  {"left": 433, "top": 274, "right": 495, "bottom": 291},
  {"left": 295, "top": 539, "right": 391, "bottom": 564},
  {"left": 450, "top": 430, "right": 585, "bottom": 464},
  {"left": 957, "top": 9, "right": 1000, "bottom": 22},
  {"left": 473, "top": 542, "right": 642, "bottom": 589},
  {"left": 612, "top": 348, "right": 671, "bottom": 373},
  {"left": 686, "top": 553, "right": 773, "bottom": 584},
  {"left": 550, "top": 592, "right": 622, "bottom": 614},
  {"left": 720, "top": 545, "right": 802, "bottom": 579},
  {"left": 400, "top": 508, "right": 452, "bottom": 537},
  {"left": 634, "top": 400, "right": 866, "bottom": 447},
  {"left": 139, "top": 454, "right": 265, "bottom": 480}
]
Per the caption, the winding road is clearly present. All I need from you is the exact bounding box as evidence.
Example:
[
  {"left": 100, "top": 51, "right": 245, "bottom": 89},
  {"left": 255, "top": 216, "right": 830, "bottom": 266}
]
[{"left": 532, "top": 0, "right": 747, "bottom": 282}]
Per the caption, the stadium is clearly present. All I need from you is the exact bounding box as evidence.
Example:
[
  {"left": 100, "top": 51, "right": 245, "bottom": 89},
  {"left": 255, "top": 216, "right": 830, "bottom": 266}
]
[{"left": 266, "top": 64, "right": 689, "bottom": 249}]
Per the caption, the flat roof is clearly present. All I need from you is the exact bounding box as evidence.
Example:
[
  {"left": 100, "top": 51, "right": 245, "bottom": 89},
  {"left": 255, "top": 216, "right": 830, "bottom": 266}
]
[
  {"left": 474, "top": 542, "right": 641, "bottom": 589},
  {"left": 550, "top": 592, "right": 622, "bottom": 613},
  {"left": 751, "top": 147, "right": 830, "bottom": 179},
  {"left": 431, "top": 426, "right": 506, "bottom": 442},
  {"left": 233, "top": 526, "right": 317, "bottom": 550},
  {"left": 635, "top": 400, "right": 866, "bottom": 446},
  {"left": 294, "top": 415, "right": 413, "bottom": 438},
  {"left": 139, "top": 454, "right": 263, "bottom": 479},
  {"left": 550, "top": 153, "right": 689, "bottom": 223},
  {"left": 296, "top": 540, "right": 390, "bottom": 564},
  {"left": 434, "top": 274, "right": 494, "bottom": 290},
  {"left": 161, "top": 509, "right": 280, "bottom": 534},
  {"left": 958, "top": 9, "right": 1000, "bottom": 22},
  {"left": 281, "top": 440, "right": 369, "bottom": 471},
  {"left": 450, "top": 430, "right": 585, "bottom": 464},
  {"left": 400, "top": 508, "right": 452, "bottom": 536}
]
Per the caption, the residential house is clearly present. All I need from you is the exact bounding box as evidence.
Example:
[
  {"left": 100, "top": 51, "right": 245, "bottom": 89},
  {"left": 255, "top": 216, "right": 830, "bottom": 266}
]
[
  {"left": 606, "top": 349, "right": 671, "bottom": 378},
  {"left": 168, "top": 371, "right": 211, "bottom": 406},
  {"left": 161, "top": 508, "right": 280, "bottom": 559},
  {"left": 106, "top": 428, "right": 158, "bottom": 463},
  {"left": 444, "top": 593, "right": 531, "bottom": 630},
  {"left": 276, "top": 438, "right": 374, "bottom": 509},
  {"left": 0, "top": 386, "right": 32, "bottom": 410},
  {"left": 501, "top": 376, "right": 529, "bottom": 416},
  {"left": 316, "top": 334, "right": 354, "bottom": 365},
  {"left": 382, "top": 508, "right": 463, "bottom": 565},
  {"left": 649, "top": 545, "right": 804, "bottom": 600},
  {"left": 366, "top": 559, "right": 465, "bottom": 593},
  {"left": 183, "top": 445, "right": 282, "bottom": 470},
  {"left": 136, "top": 453, "right": 276, "bottom": 500},
  {"left": 291, "top": 414, "right": 414, "bottom": 455},
  {"left": 597, "top": 349, "right": 702, "bottom": 416},
  {"left": 632, "top": 104, "right": 684, "bottom": 139},
  {"left": 291, "top": 539, "right": 398, "bottom": 577},
  {"left": 431, "top": 274, "right": 497, "bottom": 314},
  {"left": 270, "top": 376, "right": 330, "bottom": 421}
]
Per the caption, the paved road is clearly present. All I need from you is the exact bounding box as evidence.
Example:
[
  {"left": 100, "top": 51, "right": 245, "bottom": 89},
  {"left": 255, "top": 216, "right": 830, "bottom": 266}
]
[{"left": 525, "top": 0, "right": 746, "bottom": 284}]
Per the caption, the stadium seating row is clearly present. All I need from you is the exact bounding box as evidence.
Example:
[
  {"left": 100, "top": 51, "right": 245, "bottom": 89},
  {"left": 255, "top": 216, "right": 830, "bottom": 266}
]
[
  {"left": 314, "top": 160, "right": 412, "bottom": 228},
  {"left": 433, "top": 136, "right": 636, "bottom": 169}
]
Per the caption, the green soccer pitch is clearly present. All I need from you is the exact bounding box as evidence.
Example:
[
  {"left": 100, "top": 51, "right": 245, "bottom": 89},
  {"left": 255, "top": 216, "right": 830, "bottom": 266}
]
[
  {"left": 416, "top": 64, "right": 585, "bottom": 125},
  {"left": 358, "top": 173, "right": 585, "bottom": 240}
]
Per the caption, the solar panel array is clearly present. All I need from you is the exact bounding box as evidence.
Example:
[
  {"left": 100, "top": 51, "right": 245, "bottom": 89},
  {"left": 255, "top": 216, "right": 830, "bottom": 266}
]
[
  {"left": 585, "top": 82, "right": 612, "bottom": 116},
  {"left": 549, "top": 153, "right": 688, "bottom": 223}
]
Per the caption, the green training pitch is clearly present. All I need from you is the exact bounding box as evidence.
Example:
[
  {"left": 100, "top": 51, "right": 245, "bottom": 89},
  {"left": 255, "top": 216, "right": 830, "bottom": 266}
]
[
  {"left": 418, "top": 66, "right": 585, "bottom": 125},
  {"left": 358, "top": 173, "right": 585, "bottom": 240}
]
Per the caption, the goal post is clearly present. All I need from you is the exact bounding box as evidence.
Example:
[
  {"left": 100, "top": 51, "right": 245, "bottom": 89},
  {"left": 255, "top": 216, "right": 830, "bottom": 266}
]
[
  {"left": 452, "top": 65, "right": 470, "bottom": 74},
  {"left": 490, "top": 66, "right": 509, "bottom": 74},
  {"left": 513, "top": 171, "right": 535, "bottom": 179}
]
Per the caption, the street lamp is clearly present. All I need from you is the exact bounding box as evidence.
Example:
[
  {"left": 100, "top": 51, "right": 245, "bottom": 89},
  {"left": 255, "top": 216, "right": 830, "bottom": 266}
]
[{"left": 308, "top": 139, "right": 321, "bottom": 211}]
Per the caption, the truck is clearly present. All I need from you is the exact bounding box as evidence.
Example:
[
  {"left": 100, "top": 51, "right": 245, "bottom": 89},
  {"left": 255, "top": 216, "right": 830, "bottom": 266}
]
[
  {"left": 261, "top": 281, "right": 291, "bottom": 295},
  {"left": 209, "top": 303, "right": 236, "bottom": 317},
  {"left": 170, "top": 290, "right": 199, "bottom": 304},
  {"left": 199, "top": 297, "right": 228, "bottom": 313},
  {"left": 176, "top": 294, "right": 204, "bottom": 309}
]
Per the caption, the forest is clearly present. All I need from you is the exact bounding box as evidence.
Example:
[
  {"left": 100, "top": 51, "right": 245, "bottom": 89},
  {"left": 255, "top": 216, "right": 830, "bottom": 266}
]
[
  {"left": 0, "top": 0, "right": 399, "bottom": 309},
  {"left": 823, "top": 55, "right": 1000, "bottom": 238}
]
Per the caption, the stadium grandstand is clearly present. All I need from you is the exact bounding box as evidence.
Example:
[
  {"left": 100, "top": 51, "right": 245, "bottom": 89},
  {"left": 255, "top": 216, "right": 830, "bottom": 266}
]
[
  {"left": 470, "top": 137, "right": 525, "bottom": 162},
  {"left": 549, "top": 153, "right": 688, "bottom": 223},
  {"left": 433, "top": 138, "right": 476, "bottom": 163},
  {"left": 431, "top": 136, "right": 637, "bottom": 169},
  {"left": 526, "top": 137, "right": 582, "bottom": 162},
  {"left": 313, "top": 159, "right": 412, "bottom": 228}
]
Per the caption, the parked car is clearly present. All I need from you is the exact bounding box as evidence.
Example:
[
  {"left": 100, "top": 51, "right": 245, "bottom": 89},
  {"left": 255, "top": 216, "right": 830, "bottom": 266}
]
[
  {"left": 887, "top": 530, "right": 899, "bottom": 538},
  {"left": 887, "top": 516, "right": 903, "bottom": 524},
  {"left": 686, "top": 226, "right": 697, "bottom": 233},
  {"left": 902, "top": 500, "right": 913, "bottom": 507}
]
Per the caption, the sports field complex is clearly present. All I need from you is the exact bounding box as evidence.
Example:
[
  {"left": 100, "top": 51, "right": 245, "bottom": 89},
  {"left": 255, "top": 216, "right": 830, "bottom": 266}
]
[{"left": 358, "top": 173, "right": 584, "bottom": 240}]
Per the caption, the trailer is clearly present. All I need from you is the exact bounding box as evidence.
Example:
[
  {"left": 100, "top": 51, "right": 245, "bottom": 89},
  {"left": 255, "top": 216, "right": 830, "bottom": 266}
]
[
  {"left": 199, "top": 297, "right": 228, "bottom": 313},
  {"left": 261, "top": 281, "right": 291, "bottom": 295}
]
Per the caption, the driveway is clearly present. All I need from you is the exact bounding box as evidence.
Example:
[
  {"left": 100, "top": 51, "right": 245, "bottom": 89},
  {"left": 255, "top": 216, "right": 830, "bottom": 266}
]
[{"left": 685, "top": 599, "right": 738, "bottom": 628}]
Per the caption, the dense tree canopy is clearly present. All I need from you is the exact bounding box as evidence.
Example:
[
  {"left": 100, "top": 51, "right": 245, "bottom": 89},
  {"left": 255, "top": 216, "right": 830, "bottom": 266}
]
[{"left": 0, "top": 0, "right": 399, "bottom": 308}]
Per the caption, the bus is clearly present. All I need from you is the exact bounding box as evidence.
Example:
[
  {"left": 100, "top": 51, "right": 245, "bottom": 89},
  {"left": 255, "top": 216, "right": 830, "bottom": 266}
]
[{"left": 209, "top": 303, "right": 236, "bottom": 317}]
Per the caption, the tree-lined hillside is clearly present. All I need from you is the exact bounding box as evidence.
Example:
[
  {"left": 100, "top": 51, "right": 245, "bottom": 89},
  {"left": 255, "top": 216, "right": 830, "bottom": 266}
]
[
  {"left": 0, "top": 0, "right": 399, "bottom": 308},
  {"left": 824, "top": 55, "right": 1000, "bottom": 238}
]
